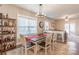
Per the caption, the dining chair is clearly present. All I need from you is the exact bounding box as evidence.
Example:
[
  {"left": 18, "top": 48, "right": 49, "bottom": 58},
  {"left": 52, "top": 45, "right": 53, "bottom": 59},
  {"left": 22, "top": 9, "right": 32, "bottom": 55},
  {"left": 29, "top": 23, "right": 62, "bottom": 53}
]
[
  {"left": 51, "top": 33, "right": 57, "bottom": 51},
  {"left": 20, "top": 35, "right": 36, "bottom": 55},
  {"left": 37, "top": 33, "right": 52, "bottom": 55}
]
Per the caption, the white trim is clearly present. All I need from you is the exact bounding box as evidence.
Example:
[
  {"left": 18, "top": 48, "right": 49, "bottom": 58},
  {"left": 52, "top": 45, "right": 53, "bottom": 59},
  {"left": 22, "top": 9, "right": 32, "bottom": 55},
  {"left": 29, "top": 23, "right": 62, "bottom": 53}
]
[{"left": 18, "top": 14, "right": 36, "bottom": 20}]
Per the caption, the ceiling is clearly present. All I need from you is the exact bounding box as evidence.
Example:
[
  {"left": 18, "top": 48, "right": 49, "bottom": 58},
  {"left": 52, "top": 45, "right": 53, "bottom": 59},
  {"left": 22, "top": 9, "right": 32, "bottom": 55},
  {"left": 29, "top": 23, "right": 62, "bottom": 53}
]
[{"left": 15, "top": 4, "right": 79, "bottom": 19}]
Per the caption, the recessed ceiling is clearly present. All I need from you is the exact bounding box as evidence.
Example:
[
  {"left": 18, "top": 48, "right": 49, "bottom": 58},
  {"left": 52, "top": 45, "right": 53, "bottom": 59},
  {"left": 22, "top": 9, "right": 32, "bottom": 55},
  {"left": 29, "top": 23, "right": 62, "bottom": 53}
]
[{"left": 15, "top": 4, "right": 79, "bottom": 19}]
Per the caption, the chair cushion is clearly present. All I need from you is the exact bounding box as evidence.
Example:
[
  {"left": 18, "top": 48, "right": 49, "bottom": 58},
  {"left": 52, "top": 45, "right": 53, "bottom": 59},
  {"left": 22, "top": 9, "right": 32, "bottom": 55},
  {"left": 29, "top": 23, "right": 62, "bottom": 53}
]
[
  {"left": 27, "top": 42, "right": 35, "bottom": 48},
  {"left": 38, "top": 42, "right": 49, "bottom": 47}
]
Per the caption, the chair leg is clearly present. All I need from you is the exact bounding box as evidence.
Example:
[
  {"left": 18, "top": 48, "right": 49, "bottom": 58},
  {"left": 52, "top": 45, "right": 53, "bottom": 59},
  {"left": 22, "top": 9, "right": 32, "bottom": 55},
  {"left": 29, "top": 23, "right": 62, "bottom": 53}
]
[
  {"left": 25, "top": 49, "right": 27, "bottom": 55},
  {"left": 34, "top": 46, "right": 37, "bottom": 55},
  {"left": 49, "top": 46, "right": 51, "bottom": 54},
  {"left": 37, "top": 46, "right": 40, "bottom": 54},
  {"left": 23, "top": 46, "right": 27, "bottom": 55},
  {"left": 24, "top": 46, "right": 28, "bottom": 55},
  {"left": 45, "top": 48, "right": 47, "bottom": 55},
  {"left": 52, "top": 43, "right": 53, "bottom": 50},
  {"left": 52, "top": 42, "right": 55, "bottom": 54}
]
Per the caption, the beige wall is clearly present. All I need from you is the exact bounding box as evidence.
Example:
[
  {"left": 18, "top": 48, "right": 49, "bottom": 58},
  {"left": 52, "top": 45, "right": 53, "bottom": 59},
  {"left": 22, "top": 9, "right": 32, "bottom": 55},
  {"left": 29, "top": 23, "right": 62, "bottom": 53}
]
[
  {"left": 54, "top": 19, "right": 65, "bottom": 30},
  {"left": 54, "top": 18, "right": 79, "bottom": 34},
  {"left": 48, "top": 20, "right": 55, "bottom": 30}
]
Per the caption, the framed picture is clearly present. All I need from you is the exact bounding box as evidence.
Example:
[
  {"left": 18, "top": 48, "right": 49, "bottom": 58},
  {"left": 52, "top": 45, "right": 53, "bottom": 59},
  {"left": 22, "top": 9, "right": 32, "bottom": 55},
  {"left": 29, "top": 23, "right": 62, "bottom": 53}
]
[{"left": 39, "top": 21, "right": 44, "bottom": 28}]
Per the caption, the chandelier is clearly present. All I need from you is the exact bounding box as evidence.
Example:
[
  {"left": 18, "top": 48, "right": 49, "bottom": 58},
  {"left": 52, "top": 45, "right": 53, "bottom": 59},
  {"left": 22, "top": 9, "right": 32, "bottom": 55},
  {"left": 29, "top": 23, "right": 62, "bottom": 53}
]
[{"left": 36, "top": 4, "right": 46, "bottom": 17}]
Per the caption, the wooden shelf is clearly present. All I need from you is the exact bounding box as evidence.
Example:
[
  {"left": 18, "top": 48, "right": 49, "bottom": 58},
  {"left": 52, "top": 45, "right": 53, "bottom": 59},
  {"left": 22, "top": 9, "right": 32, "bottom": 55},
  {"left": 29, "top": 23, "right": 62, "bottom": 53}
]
[
  {"left": 0, "top": 13, "right": 16, "bottom": 55},
  {"left": 0, "top": 18, "right": 16, "bottom": 20},
  {"left": 0, "top": 26, "right": 15, "bottom": 27},
  {"left": 2, "top": 33, "right": 16, "bottom": 35},
  {"left": 2, "top": 26, "right": 15, "bottom": 27}
]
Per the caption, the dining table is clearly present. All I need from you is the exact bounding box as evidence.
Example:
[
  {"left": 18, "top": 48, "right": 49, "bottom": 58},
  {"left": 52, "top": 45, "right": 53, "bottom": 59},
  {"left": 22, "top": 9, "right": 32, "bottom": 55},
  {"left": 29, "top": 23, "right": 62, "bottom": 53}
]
[{"left": 25, "top": 33, "right": 48, "bottom": 54}]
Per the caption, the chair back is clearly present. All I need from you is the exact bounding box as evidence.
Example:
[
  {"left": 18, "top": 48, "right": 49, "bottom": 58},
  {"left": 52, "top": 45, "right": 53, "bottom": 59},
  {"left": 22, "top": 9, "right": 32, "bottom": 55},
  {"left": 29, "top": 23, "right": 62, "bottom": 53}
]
[
  {"left": 20, "top": 35, "right": 25, "bottom": 41},
  {"left": 53, "top": 33, "right": 57, "bottom": 42},
  {"left": 45, "top": 33, "right": 52, "bottom": 47},
  {"left": 19, "top": 34, "right": 26, "bottom": 45}
]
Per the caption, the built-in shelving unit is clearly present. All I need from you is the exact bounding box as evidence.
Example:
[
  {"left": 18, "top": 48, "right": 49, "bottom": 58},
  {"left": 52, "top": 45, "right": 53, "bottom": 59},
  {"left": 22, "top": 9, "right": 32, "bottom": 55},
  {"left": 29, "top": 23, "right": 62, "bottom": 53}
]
[{"left": 0, "top": 13, "right": 16, "bottom": 54}]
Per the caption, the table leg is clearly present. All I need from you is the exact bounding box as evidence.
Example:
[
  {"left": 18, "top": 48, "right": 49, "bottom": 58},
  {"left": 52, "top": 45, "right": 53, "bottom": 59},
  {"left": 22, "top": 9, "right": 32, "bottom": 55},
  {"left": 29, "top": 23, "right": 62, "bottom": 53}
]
[
  {"left": 49, "top": 46, "right": 51, "bottom": 55},
  {"left": 34, "top": 43, "right": 38, "bottom": 55},
  {"left": 45, "top": 49, "right": 47, "bottom": 55}
]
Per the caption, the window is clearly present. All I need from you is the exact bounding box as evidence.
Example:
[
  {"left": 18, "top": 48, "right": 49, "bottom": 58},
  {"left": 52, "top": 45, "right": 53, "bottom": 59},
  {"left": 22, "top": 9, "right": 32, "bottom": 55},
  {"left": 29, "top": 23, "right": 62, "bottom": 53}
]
[
  {"left": 70, "top": 23, "right": 75, "bottom": 33},
  {"left": 44, "top": 21, "right": 49, "bottom": 31},
  {"left": 28, "top": 19, "right": 37, "bottom": 34},
  {"left": 17, "top": 16, "right": 37, "bottom": 37},
  {"left": 65, "top": 23, "right": 75, "bottom": 33},
  {"left": 65, "top": 23, "right": 70, "bottom": 33}
]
